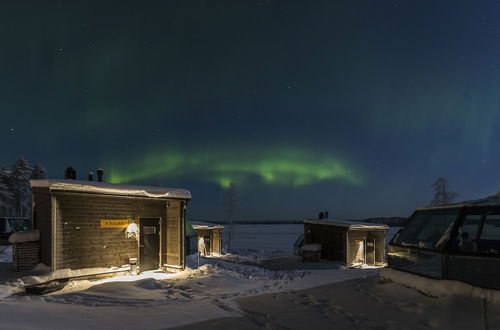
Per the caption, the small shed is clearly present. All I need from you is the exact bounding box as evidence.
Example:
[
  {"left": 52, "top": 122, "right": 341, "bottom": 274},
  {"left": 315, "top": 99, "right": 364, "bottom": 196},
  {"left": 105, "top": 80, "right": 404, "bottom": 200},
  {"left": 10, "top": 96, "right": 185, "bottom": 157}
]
[
  {"left": 31, "top": 179, "right": 191, "bottom": 273},
  {"left": 192, "top": 225, "right": 223, "bottom": 256},
  {"left": 304, "top": 219, "right": 389, "bottom": 267}
]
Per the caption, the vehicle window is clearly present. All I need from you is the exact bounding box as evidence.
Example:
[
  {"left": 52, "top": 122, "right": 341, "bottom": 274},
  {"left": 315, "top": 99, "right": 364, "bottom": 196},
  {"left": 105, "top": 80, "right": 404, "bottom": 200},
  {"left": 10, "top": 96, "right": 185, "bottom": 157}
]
[
  {"left": 451, "top": 214, "right": 482, "bottom": 252},
  {"left": 392, "top": 210, "right": 458, "bottom": 250},
  {"left": 478, "top": 214, "right": 500, "bottom": 254}
]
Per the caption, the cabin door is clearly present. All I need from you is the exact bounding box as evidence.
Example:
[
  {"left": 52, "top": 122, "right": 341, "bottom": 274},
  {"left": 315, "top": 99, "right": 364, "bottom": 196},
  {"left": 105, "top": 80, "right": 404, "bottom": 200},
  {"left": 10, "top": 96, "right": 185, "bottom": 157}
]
[
  {"left": 365, "top": 237, "right": 375, "bottom": 266},
  {"left": 139, "top": 218, "right": 160, "bottom": 271},
  {"left": 204, "top": 235, "right": 211, "bottom": 255}
]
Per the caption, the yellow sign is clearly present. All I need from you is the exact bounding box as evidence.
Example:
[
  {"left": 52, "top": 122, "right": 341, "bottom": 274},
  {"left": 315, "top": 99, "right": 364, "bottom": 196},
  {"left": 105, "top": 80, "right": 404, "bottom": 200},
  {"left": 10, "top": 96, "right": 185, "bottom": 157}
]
[{"left": 100, "top": 220, "right": 129, "bottom": 228}]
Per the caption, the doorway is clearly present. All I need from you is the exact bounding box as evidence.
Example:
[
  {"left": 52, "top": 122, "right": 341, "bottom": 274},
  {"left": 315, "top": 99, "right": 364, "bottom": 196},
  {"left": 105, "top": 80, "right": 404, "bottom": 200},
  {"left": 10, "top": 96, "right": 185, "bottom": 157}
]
[
  {"left": 203, "top": 235, "right": 211, "bottom": 255},
  {"left": 139, "top": 218, "right": 160, "bottom": 271},
  {"left": 365, "top": 237, "right": 375, "bottom": 266}
]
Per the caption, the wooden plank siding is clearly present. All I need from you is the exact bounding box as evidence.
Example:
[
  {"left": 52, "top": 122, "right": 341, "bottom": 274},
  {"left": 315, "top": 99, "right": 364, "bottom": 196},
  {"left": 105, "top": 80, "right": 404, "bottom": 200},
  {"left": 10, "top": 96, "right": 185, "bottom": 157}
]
[
  {"left": 347, "top": 230, "right": 368, "bottom": 265},
  {"left": 212, "top": 229, "right": 221, "bottom": 254},
  {"left": 32, "top": 187, "right": 52, "bottom": 267},
  {"left": 54, "top": 193, "right": 166, "bottom": 270},
  {"left": 166, "top": 200, "right": 182, "bottom": 267},
  {"left": 304, "top": 223, "right": 347, "bottom": 263},
  {"left": 195, "top": 228, "right": 222, "bottom": 254},
  {"left": 373, "top": 230, "right": 386, "bottom": 265}
]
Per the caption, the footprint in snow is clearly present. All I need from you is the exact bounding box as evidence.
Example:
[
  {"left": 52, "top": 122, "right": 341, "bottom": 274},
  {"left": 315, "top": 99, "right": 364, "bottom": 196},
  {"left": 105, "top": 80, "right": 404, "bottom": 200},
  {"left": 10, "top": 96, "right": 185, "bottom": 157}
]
[{"left": 180, "top": 292, "right": 193, "bottom": 299}]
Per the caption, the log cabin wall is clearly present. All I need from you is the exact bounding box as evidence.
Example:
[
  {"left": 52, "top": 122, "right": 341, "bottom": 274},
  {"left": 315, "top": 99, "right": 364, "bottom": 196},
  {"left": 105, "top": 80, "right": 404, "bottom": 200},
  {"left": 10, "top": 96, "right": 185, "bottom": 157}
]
[
  {"left": 373, "top": 230, "right": 386, "bottom": 264},
  {"left": 346, "top": 230, "right": 368, "bottom": 265},
  {"left": 166, "top": 200, "right": 182, "bottom": 268},
  {"left": 195, "top": 228, "right": 221, "bottom": 254},
  {"left": 212, "top": 229, "right": 221, "bottom": 254},
  {"left": 305, "top": 223, "right": 347, "bottom": 263},
  {"left": 347, "top": 230, "right": 387, "bottom": 265},
  {"left": 54, "top": 192, "right": 166, "bottom": 270},
  {"left": 32, "top": 187, "right": 52, "bottom": 267}
]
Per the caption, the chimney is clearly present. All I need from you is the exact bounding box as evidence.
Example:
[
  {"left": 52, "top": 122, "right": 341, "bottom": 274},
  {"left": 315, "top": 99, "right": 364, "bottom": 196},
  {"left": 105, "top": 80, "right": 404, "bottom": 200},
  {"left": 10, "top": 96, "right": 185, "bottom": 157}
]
[
  {"left": 88, "top": 171, "right": 94, "bottom": 181},
  {"left": 65, "top": 167, "right": 76, "bottom": 180},
  {"left": 64, "top": 167, "right": 71, "bottom": 179},
  {"left": 97, "top": 169, "right": 104, "bottom": 182}
]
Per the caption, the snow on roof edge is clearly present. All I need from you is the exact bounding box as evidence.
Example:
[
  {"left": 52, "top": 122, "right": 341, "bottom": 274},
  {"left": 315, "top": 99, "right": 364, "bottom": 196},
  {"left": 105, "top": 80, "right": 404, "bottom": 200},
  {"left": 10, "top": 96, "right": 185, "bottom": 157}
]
[
  {"left": 192, "top": 225, "right": 224, "bottom": 230},
  {"left": 304, "top": 219, "right": 389, "bottom": 230},
  {"left": 31, "top": 179, "right": 191, "bottom": 200}
]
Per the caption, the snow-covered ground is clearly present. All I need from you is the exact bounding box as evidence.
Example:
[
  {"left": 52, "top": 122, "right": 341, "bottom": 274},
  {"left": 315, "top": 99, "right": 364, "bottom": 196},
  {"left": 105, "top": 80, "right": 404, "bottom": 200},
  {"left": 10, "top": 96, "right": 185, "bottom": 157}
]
[
  {"left": 0, "top": 245, "right": 12, "bottom": 263},
  {"left": 0, "top": 224, "right": 407, "bottom": 329},
  {"left": 0, "top": 255, "right": 377, "bottom": 329}
]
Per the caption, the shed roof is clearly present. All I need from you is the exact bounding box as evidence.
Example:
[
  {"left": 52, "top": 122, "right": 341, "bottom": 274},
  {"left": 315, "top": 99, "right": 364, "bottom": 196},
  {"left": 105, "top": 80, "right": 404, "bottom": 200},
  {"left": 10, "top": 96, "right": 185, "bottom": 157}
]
[
  {"left": 31, "top": 179, "right": 191, "bottom": 200},
  {"left": 304, "top": 219, "right": 389, "bottom": 230}
]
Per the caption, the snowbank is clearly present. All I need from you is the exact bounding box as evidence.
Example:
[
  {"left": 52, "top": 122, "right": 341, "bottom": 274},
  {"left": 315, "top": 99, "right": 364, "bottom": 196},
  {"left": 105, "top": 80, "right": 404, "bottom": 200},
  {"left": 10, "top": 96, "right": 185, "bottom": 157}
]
[
  {"left": 8, "top": 230, "right": 39, "bottom": 244},
  {"left": 380, "top": 268, "right": 500, "bottom": 303},
  {"left": 22, "top": 266, "right": 130, "bottom": 285},
  {"left": 0, "top": 245, "right": 12, "bottom": 263}
]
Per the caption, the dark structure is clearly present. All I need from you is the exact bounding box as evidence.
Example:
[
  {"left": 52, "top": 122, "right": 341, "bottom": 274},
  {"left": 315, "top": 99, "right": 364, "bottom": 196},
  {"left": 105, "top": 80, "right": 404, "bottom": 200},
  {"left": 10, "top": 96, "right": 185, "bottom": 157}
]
[
  {"left": 192, "top": 225, "right": 223, "bottom": 256},
  {"left": 0, "top": 217, "right": 31, "bottom": 243},
  {"left": 31, "top": 179, "right": 191, "bottom": 273},
  {"left": 9, "top": 230, "right": 40, "bottom": 271},
  {"left": 304, "top": 219, "right": 388, "bottom": 267},
  {"left": 389, "top": 193, "right": 500, "bottom": 289}
]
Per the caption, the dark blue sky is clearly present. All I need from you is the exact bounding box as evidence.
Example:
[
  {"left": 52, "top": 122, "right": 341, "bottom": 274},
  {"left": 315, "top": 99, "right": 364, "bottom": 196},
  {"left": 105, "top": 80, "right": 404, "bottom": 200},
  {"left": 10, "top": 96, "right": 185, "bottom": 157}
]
[{"left": 1, "top": 1, "right": 500, "bottom": 220}]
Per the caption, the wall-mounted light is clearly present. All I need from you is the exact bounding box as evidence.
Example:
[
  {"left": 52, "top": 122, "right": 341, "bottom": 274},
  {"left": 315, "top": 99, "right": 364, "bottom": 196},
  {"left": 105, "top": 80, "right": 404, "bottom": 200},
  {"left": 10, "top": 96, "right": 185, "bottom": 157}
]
[{"left": 126, "top": 222, "right": 139, "bottom": 240}]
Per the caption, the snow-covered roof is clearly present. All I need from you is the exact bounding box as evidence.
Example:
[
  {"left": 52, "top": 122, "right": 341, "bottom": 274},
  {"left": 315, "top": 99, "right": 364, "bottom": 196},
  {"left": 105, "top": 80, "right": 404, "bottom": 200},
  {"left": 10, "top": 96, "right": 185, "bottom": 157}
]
[
  {"left": 9, "top": 230, "right": 40, "bottom": 244},
  {"left": 304, "top": 219, "right": 389, "bottom": 230},
  {"left": 30, "top": 179, "right": 191, "bottom": 200},
  {"left": 192, "top": 225, "right": 224, "bottom": 230}
]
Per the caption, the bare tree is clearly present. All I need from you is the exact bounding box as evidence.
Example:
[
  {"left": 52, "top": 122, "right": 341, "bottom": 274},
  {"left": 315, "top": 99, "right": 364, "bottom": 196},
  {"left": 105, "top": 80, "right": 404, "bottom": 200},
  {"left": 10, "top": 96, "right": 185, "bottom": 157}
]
[
  {"left": 430, "top": 177, "right": 458, "bottom": 206},
  {"left": 224, "top": 182, "right": 238, "bottom": 250}
]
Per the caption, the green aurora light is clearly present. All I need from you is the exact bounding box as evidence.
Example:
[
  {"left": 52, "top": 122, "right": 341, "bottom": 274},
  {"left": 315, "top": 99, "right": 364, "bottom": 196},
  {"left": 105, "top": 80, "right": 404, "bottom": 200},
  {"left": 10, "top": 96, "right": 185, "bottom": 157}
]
[{"left": 107, "top": 147, "right": 363, "bottom": 188}]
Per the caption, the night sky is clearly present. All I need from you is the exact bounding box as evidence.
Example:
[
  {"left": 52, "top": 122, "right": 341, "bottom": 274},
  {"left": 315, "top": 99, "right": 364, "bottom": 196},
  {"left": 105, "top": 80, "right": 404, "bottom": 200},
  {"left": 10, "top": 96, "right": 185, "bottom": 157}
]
[{"left": 2, "top": 1, "right": 500, "bottom": 220}]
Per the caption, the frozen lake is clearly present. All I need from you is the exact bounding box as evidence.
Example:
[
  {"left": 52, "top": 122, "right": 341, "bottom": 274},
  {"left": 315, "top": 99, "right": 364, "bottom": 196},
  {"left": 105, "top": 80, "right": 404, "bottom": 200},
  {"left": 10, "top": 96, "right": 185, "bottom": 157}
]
[{"left": 194, "top": 223, "right": 401, "bottom": 255}]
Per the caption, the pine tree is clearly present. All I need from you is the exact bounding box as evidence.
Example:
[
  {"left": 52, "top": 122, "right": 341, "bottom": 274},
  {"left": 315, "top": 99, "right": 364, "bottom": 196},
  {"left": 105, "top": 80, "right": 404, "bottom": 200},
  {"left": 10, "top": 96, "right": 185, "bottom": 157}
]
[
  {"left": 9, "top": 157, "right": 32, "bottom": 217},
  {"left": 224, "top": 182, "right": 238, "bottom": 250},
  {"left": 31, "top": 162, "right": 47, "bottom": 180},
  {"left": 430, "top": 177, "right": 458, "bottom": 206},
  {"left": 0, "top": 167, "right": 13, "bottom": 216}
]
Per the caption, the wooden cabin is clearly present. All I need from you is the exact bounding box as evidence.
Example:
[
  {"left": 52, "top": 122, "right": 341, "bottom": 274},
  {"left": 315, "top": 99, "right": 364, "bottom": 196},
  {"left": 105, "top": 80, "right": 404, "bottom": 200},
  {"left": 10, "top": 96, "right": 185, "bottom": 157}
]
[
  {"left": 192, "top": 225, "right": 223, "bottom": 256},
  {"left": 304, "top": 219, "right": 388, "bottom": 267},
  {"left": 30, "top": 179, "right": 191, "bottom": 273}
]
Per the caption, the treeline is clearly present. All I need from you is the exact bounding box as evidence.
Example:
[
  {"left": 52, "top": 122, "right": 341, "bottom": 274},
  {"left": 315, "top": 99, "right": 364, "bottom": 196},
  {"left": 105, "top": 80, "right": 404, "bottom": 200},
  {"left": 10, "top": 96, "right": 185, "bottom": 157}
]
[{"left": 0, "top": 157, "right": 47, "bottom": 218}]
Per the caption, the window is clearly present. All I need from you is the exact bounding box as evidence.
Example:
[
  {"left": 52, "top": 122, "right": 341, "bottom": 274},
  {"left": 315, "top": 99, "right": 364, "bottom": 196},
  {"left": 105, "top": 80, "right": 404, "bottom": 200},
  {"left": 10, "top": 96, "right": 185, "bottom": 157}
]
[
  {"left": 143, "top": 226, "right": 157, "bottom": 235},
  {"left": 392, "top": 210, "right": 458, "bottom": 250},
  {"left": 477, "top": 214, "right": 500, "bottom": 254},
  {"left": 451, "top": 214, "right": 482, "bottom": 252}
]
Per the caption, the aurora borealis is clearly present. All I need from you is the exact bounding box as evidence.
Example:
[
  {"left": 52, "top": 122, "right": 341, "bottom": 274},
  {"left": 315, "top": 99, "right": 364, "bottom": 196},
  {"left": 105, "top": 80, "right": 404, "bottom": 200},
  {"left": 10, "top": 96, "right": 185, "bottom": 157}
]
[
  {"left": 107, "top": 147, "right": 362, "bottom": 188},
  {"left": 2, "top": 1, "right": 500, "bottom": 219}
]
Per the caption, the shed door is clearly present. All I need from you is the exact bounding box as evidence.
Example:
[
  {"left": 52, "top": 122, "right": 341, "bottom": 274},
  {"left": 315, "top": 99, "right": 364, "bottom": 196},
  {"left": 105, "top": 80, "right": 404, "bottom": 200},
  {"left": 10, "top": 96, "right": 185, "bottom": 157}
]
[
  {"left": 366, "top": 237, "right": 375, "bottom": 266},
  {"left": 140, "top": 218, "right": 160, "bottom": 271}
]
